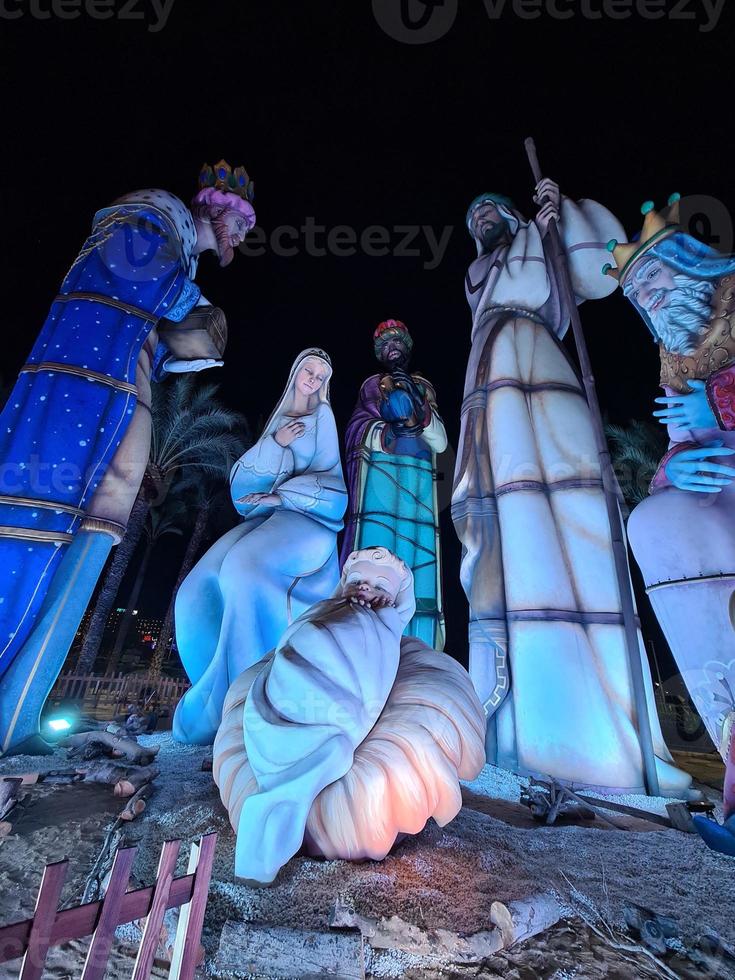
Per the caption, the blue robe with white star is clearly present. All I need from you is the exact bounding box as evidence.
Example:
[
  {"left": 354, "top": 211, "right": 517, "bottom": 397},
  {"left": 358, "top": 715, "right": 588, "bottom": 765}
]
[{"left": 0, "top": 203, "right": 201, "bottom": 678}]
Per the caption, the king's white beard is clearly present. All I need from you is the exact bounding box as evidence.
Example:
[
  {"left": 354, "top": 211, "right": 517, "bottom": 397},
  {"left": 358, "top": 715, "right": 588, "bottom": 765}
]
[{"left": 649, "top": 274, "right": 715, "bottom": 355}]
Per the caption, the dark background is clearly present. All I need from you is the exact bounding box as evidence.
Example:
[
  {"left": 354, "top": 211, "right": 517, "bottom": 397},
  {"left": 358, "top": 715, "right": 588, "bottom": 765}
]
[{"left": 1, "top": 1, "right": 732, "bottom": 670}]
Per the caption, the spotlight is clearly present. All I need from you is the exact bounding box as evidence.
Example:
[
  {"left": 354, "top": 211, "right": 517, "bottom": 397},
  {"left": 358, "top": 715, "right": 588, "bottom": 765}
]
[{"left": 47, "top": 718, "right": 72, "bottom": 733}]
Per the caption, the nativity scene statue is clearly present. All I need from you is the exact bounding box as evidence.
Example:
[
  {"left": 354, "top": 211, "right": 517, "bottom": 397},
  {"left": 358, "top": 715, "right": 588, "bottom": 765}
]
[
  {"left": 212, "top": 546, "right": 486, "bottom": 885},
  {"left": 0, "top": 159, "right": 256, "bottom": 756},
  {"left": 173, "top": 348, "right": 348, "bottom": 746},
  {"left": 606, "top": 195, "right": 735, "bottom": 766},
  {"left": 451, "top": 180, "right": 691, "bottom": 796},
  {"left": 341, "top": 320, "right": 447, "bottom": 648}
]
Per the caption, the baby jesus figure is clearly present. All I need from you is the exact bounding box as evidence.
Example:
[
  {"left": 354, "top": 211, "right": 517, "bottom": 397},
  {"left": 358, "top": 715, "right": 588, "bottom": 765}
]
[
  {"left": 213, "top": 546, "right": 486, "bottom": 884},
  {"left": 341, "top": 553, "right": 403, "bottom": 608}
]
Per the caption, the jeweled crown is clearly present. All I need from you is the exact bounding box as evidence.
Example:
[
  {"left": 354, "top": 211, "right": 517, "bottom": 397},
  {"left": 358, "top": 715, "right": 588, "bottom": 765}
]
[
  {"left": 603, "top": 194, "right": 681, "bottom": 284},
  {"left": 199, "top": 159, "right": 255, "bottom": 203}
]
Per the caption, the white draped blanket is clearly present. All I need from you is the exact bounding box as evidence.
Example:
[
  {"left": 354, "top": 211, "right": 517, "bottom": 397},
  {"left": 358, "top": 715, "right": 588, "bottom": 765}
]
[{"left": 213, "top": 583, "right": 485, "bottom": 882}]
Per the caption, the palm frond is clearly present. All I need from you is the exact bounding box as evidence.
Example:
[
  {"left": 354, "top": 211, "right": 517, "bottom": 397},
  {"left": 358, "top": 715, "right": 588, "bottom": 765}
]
[
  {"left": 156, "top": 412, "right": 244, "bottom": 467},
  {"left": 605, "top": 418, "right": 668, "bottom": 508},
  {"left": 148, "top": 376, "right": 251, "bottom": 490}
]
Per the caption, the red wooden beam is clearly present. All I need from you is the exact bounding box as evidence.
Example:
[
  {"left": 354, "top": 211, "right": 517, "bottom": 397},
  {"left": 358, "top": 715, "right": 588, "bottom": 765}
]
[
  {"left": 132, "top": 839, "right": 181, "bottom": 980},
  {"left": 0, "top": 873, "right": 196, "bottom": 965},
  {"left": 19, "top": 861, "right": 68, "bottom": 980},
  {"left": 80, "top": 845, "right": 137, "bottom": 980},
  {"left": 169, "top": 833, "right": 217, "bottom": 980}
]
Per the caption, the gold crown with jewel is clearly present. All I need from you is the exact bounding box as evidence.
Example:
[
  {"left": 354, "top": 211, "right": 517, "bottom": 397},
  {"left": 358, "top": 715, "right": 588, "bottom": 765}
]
[
  {"left": 198, "top": 158, "right": 255, "bottom": 202},
  {"left": 602, "top": 193, "right": 681, "bottom": 285}
]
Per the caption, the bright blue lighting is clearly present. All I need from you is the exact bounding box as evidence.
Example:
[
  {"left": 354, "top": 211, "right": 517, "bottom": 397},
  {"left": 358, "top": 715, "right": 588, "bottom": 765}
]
[{"left": 47, "top": 718, "right": 72, "bottom": 732}]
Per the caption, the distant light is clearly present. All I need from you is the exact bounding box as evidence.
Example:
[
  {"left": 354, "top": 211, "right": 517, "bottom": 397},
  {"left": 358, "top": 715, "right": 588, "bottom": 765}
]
[
  {"left": 133, "top": 610, "right": 139, "bottom": 616},
  {"left": 47, "top": 718, "right": 72, "bottom": 732}
]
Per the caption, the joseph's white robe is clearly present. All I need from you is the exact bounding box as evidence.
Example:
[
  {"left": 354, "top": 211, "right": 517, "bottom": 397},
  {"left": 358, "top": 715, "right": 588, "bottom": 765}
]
[{"left": 452, "top": 198, "right": 691, "bottom": 794}]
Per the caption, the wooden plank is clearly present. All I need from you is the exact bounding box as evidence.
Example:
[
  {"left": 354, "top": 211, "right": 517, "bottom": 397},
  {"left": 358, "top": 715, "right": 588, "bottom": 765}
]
[
  {"left": 19, "top": 861, "right": 68, "bottom": 980},
  {"left": 80, "top": 846, "right": 136, "bottom": 980},
  {"left": 131, "top": 839, "right": 181, "bottom": 980},
  {"left": 575, "top": 793, "right": 672, "bottom": 828},
  {"left": 0, "top": 875, "right": 196, "bottom": 964},
  {"left": 169, "top": 834, "right": 218, "bottom": 980},
  {"left": 490, "top": 894, "right": 562, "bottom": 947}
]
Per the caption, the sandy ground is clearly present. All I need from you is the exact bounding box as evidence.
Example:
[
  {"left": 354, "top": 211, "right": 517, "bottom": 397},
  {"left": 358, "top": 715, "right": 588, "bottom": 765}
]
[{"left": 0, "top": 734, "right": 734, "bottom": 979}]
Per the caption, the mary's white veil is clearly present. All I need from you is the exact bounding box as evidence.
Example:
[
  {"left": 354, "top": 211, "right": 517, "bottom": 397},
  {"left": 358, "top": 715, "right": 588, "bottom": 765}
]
[{"left": 262, "top": 348, "right": 333, "bottom": 438}]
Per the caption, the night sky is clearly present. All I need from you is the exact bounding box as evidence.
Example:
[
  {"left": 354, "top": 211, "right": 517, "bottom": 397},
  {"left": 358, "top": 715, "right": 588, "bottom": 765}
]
[{"left": 1, "top": 1, "right": 732, "bottom": 668}]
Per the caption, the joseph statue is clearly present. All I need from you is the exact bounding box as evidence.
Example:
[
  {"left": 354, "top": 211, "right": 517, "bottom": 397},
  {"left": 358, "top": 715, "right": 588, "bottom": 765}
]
[{"left": 451, "top": 180, "right": 690, "bottom": 795}]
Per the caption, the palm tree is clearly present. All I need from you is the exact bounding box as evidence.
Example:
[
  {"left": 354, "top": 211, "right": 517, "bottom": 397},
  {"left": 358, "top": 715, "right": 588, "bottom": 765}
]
[
  {"left": 104, "top": 493, "right": 187, "bottom": 675},
  {"left": 76, "top": 376, "right": 248, "bottom": 674},
  {"left": 73, "top": 487, "right": 150, "bottom": 673},
  {"left": 605, "top": 419, "right": 668, "bottom": 513}
]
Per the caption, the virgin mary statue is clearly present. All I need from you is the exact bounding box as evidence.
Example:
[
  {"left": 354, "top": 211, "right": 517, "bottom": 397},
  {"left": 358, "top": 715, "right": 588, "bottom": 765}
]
[{"left": 173, "top": 348, "right": 347, "bottom": 744}]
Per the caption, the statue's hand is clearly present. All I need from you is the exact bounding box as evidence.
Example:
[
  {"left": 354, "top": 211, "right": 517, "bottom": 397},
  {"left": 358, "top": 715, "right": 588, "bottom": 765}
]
[
  {"left": 664, "top": 440, "right": 735, "bottom": 493},
  {"left": 390, "top": 367, "right": 413, "bottom": 389},
  {"left": 533, "top": 177, "right": 561, "bottom": 209},
  {"left": 274, "top": 420, "right": 306, "bottom": 447},
  {"left": 367, "top": 593, "right": 396, "bottom": 610},
  {"left": 533, "top": 177, "right": 561, "bottom": 236},
  {"left": 381, "top": 388, "right": 414, "bottom": 424},
  {"left": 347, "top": 594, "right": 395, "bottom": 610},
  {"left": 654, "top": 381, "right": 718, "bottom": 430},
  {"left": 239, "top": 492, "right": 283, "bottom": 507},
  {"left": 164, "top": 358, "right": 224, "bottom": 373}
]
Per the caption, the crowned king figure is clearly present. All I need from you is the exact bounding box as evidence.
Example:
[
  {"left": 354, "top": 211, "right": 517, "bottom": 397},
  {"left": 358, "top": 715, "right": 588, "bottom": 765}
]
[
  {"left": 0, "top": 160, "right": 256, "bottom": 755},
  {"left": 605, "top": 194, "right": 735, "bottom": 768}
]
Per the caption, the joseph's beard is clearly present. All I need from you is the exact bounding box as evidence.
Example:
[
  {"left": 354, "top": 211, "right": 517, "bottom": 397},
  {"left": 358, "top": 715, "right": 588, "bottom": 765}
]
[
  {"left": 212, "top": 217, "right": 236, "bottom": 267},
  {"left": 476, "top": 220, "right": 509, "bottom": 253},
  {"left": 649, "top": 276, "right": 715, "bottom": 355}
]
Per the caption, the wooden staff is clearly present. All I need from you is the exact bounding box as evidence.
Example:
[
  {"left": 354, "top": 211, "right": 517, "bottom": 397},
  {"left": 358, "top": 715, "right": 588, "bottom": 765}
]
[{"left": 524, "top": 137, "right": 660, "bottom": 797}]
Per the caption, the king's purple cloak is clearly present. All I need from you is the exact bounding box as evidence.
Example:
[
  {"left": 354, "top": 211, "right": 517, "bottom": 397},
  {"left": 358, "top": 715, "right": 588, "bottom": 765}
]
[{"left": 340, "top": 374, "right": 383, "bottom": 564}]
